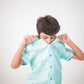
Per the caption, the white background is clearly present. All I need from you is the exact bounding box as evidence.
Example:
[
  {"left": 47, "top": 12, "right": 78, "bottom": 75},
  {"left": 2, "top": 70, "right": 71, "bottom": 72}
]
[{"left": 0, "top": 0, "right": 84, "bottom": 84}]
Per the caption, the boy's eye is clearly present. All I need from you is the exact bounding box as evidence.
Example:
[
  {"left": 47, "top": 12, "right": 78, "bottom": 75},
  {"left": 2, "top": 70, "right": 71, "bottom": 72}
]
[
  {"left": 43, "top": 37, "right": 54, "bottom": 39},
  {"left": 44, "top": 38, "right": 47, "bottom": 39},
  {"left": 51, "top": 37, "right": 54, "bottom": 39}
]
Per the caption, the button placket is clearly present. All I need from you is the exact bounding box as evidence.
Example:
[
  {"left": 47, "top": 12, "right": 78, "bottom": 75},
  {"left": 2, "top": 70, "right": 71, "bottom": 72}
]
[
  {"left": 49, "top": 55, "right": 53, "bottom": 81},
  {"left": 49, "top": 49, "right": 53, "bottom": 81}
]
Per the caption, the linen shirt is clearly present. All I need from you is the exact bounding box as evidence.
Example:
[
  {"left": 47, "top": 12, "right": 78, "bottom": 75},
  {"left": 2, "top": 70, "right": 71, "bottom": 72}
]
[{"left": 21, "top": 35, "right": 74, "bottom": 84}]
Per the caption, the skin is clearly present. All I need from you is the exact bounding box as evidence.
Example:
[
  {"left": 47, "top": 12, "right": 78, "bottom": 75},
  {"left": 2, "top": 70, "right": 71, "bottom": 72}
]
[
  {"left": 39, "top": 32, "right": 56, "bottom": 44},
  {"left": 11, "top": 35, "right": 35, "bottom": 69},
  {"left": 39, "top": 32, "right": 84, "bottom": 60},
  {"left": 58, "top": 33, "right": 84, "bottom": 61},
  {"left": 11, "top": 32, "right": 84, "bottom": 69}
]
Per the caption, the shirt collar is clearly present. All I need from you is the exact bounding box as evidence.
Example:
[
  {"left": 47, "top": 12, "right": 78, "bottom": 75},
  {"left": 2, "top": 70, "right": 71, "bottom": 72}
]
[{"left": 35, "top": 35, "right": 59, "bottom": 46}]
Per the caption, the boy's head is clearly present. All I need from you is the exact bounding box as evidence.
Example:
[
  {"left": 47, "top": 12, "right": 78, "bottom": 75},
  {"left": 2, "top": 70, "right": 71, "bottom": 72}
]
[{"left": 36, "top": 15, "right": 60, "bottom": 44}]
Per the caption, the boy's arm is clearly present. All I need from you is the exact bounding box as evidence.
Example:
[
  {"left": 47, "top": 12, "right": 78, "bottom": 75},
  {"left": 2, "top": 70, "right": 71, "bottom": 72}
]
[
  {"left": 11, "top": 35, "right": 35, "bottom": 69},
  {"left": 58, "top": 34, "right": 84, "bottom": 61},
  {"left": 11, "top": 42, "right": 26, "bottom": 69},
  {"left": 66, "top": 40, "right": 84, "bottom": 60}
]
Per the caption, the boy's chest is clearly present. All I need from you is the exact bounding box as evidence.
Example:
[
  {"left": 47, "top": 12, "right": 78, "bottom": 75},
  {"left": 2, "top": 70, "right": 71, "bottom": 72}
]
[{"left": 30, "top": 46, "right": 61, "bottom": 67}]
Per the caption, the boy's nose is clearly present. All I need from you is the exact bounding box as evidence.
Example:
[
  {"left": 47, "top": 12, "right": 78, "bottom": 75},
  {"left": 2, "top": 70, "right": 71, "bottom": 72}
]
[{"left": 47, "top": 40, "right": 52, "bottom": 44}]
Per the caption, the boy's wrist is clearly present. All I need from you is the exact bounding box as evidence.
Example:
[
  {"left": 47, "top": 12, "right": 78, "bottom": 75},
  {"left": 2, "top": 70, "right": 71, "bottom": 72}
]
[
  {"left": 65, "top": 40, "right": 72, "bottom": 45},
  {"left": 21, "top": 42, "right": 27, "bottom": 47}
]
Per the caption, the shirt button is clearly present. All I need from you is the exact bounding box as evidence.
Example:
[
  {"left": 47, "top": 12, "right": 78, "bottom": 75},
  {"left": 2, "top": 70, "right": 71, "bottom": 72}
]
[
  {"left": 50, "top": 55, "right": 52, "bottom": 57},
  {"left": 50, "top": 78, "right": 52, "bottom": 80},
  {"left": 50, "top": 66, "right": 52, "bottom": 68}
]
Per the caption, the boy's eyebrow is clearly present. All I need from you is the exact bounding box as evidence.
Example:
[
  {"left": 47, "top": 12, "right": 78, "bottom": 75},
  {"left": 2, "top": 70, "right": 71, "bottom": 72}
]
[
  {"left": 43, "top": 35, "right": 54, "bottom": 38},
  {"left": 43, "top": 36, "right": 47, "bottom": 37},
  {"left": 43, "top": 34, "right": 55, "bottom": 37}
]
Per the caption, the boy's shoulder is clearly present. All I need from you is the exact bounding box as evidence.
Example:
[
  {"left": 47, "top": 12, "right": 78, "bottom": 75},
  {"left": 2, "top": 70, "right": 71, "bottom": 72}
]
[
  {"left": 24, "top": 35, "right": 65, "bottom": 51},
  {"left": 24, "top": 35, "right": 44, "bottom": 51},
  {"left": 54, "top": 36, "right": 65, "bottom": 47}
]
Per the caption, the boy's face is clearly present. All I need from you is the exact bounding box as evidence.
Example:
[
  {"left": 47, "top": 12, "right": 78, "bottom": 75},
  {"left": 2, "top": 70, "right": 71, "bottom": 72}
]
[{"left": 38, "top": 32, "right": 56, "bottom": 44}]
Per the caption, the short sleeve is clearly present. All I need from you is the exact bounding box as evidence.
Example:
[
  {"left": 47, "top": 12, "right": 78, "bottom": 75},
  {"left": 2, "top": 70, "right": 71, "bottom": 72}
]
[
  {"left": 21, "top": 47, "right": 32, "bottom": 65},
  {"left": 61, "top": 43, "right": 74, "bottom": 61}
]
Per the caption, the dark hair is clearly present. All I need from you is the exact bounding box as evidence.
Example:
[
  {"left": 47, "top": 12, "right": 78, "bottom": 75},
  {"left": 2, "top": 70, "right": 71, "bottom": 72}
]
[{"left": 36, "top": 15, "right": 60, "bottom": 35}]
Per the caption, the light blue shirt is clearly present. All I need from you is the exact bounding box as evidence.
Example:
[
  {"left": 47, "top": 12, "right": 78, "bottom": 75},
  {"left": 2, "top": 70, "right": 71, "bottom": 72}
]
[{"left": 21, "top": 35, "right": 74, "bottom": 84}]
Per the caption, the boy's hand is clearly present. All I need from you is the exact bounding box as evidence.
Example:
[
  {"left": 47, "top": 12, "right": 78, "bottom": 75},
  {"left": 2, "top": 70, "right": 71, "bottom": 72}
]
[
  {"left": 22, "top": 35, "right": 35, "bottom": 45},
  {"left": 57, "top": 33, "right": 71, "bottom": 44}
]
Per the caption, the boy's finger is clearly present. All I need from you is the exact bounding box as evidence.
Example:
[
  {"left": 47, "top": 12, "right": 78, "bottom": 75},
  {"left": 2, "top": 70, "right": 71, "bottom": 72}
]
[
  {"left": 28, "top": 36, "right": 31, "bottom": 41},
  {"left": 31, "top": 35, "right": 35, "bottom": 40},
  {"left": 32, "top": 35, "right": 35, "bottom": 39}
]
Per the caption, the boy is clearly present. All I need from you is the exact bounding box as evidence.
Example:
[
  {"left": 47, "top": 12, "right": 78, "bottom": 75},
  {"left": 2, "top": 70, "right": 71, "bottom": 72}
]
[{"left": 11, "top": 15, "right": 84, "bottom": 84}]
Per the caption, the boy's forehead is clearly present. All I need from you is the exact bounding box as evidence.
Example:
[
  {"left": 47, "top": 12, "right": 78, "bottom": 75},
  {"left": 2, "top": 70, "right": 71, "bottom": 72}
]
[{"left": 40, "top": 32, "right": 56, "bottom": 37}]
